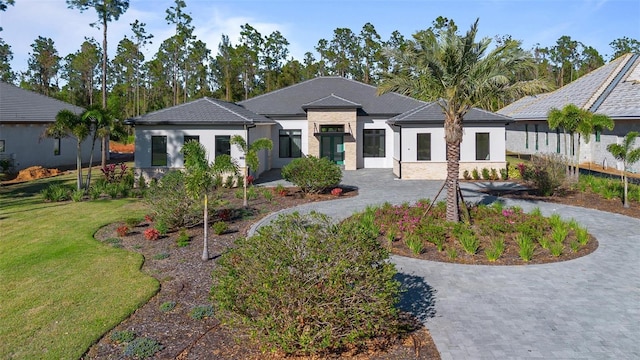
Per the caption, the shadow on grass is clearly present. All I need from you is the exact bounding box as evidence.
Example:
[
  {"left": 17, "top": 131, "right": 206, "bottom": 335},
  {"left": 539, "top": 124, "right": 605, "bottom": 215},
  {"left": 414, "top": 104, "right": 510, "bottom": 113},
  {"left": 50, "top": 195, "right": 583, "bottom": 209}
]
[{"left": 394, "top": 272, "right": 437, "bottom": 323}]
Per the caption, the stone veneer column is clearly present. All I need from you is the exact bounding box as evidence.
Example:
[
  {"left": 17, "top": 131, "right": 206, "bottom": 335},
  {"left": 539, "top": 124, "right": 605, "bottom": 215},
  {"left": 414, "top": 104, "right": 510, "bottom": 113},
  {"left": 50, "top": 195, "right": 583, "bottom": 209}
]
[{"left": 306, "top": 109, "right": 358, "bottom": 170}]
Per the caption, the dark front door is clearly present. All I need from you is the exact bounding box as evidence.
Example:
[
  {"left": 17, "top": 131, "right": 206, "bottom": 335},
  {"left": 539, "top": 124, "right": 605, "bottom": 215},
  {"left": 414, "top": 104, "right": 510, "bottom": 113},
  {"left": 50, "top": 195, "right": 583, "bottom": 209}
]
[{"left": 320, "top": 135, "right": 344, "bottom": 165}]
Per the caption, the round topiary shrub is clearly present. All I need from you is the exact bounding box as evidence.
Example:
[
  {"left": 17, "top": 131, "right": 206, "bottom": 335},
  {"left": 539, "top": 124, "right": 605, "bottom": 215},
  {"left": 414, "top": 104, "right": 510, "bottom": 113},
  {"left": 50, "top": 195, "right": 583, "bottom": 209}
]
[
  {"left": 281, "top": 156, "right": 342, "bottom": 194},
  {"left": 211, "top": 211, "right": 401, "bottom": 356}
]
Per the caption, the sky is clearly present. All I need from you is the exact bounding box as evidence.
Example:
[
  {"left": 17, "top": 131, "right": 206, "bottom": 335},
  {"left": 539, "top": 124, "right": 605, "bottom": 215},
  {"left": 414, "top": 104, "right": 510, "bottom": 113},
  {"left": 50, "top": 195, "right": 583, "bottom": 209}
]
[{"left": 0, "top": 0, "right": 639, "bottom": 75}]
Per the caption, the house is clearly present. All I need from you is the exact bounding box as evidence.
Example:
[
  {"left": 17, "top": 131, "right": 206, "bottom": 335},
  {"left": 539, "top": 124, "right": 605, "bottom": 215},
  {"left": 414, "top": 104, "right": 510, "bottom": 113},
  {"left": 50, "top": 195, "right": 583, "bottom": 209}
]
[
  {"left": 128, "top": 76, "right": 511, "bottom": 180},
  {"left": 499, "top": 53, "right": 640, "bottom": 173},
  {"left": 0, "top": 81, "right": 101, "bottom": 171}
]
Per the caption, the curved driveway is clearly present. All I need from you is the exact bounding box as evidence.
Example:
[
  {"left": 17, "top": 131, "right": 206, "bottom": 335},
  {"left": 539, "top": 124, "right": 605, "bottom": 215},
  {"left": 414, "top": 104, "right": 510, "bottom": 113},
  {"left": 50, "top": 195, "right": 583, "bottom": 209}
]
[{"left": 252, "top": 169, "right": 640, "bottom": 359}]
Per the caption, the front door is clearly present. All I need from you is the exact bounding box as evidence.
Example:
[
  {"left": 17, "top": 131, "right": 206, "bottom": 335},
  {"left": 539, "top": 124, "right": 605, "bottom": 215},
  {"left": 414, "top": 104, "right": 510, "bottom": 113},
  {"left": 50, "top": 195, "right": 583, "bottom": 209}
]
[{"left": 319, "top": 125, "right": 345, "bottom": 165}]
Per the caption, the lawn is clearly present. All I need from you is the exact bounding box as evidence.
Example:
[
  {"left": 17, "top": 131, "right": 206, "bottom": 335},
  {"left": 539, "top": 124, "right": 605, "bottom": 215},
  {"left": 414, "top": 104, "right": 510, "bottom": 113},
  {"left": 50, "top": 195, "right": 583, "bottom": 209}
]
[{"left": 0, "top": 174, "right": 158, "bottom": 359}]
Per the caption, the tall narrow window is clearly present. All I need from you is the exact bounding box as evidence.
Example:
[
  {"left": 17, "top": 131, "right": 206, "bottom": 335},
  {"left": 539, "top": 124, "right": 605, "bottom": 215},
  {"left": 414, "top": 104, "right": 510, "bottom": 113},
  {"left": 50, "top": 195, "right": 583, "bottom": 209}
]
[
  {"left": 151, "top": 136, "right": 168, "bottom": 166},
  {"left": 184, "top": 135, "right": 199, "bottom": 144},
  {"left": 54, "top": 138, "right": 61, "bottom": 156},
  {"left": 556, "top": 129, "right": 561, "bottom": 153},
  {"left": 363, "top": 129, "right": 385, "bottom": 157},
  {"left": 0, "top": 140, "right": 4, "bottom": 153},
  {"left": 545, "top": 131, "right": 549, "bottom": 146},
  {"left": 476, "top": 133, "right": 490, "bottom": 160},
  {"left": 417, "top": 133, "right": 431, "bottom": 161},
  {"left": 595, "top": 130, "right": 601, "bottom": 142},
  {"left": 215, "top": 135, "right": 231, "bottom": 157},
  {"left": 534, "top": 124, "right": 539, "bottom": 150},
  {"left": 279, "top": 129, "right": 302, "bottom": 158},
  {"left": 525, "top": 124, "right": 529, "bottom": 149}
]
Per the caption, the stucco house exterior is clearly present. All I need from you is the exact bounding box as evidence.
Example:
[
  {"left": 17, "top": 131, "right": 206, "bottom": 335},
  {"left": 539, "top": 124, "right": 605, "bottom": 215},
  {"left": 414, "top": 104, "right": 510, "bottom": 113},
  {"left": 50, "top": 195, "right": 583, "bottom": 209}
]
[
  {"left": 499, "top": 53, "right": 640, "bottom": 173},
  {"left": 128, "top": 76, "right": 511, "bottom": 180},
  {"left": 0, "top": 81, "right": 101, "bottom": 171}
]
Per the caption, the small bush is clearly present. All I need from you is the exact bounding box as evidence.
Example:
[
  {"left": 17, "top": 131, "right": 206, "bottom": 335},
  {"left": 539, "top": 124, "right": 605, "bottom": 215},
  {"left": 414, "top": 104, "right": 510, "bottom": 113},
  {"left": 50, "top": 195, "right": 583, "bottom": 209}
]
[
  {"left": 281, "top": 156, "right": 342, "bottom": 194},
  {"left": 485, "top": 238, "right": 505, "bottom": 262},
  {"left": 575, "top": 227, "right": 589, "bottom": 245},
  {"left": 89, "top": 184, "right": 104, "bottom": 200},
  {"left": 41, "top": 183, "right": 72, "bottom": 202},
  {"left": 176, "top": 228, "right": 190, "bottom": 247},
  {"left": 481, "top": 168, "right": 491, "bottom": 180},
  {"left": 116, "top": 225, "right": 129, "bottom": 237},
  {"left": 155, "top": 221, "right": 168, "bottom": 236},
  {"left": 490, "top": 168, "right": 499, "bottom": 180},
  {"left": 550, "top": 242, "right": 564, "bottom": 257},
  {"left": 211, "top": 221, "right": 228, "bottom": 235},
  {"left": 153, "top": 252, "right": 169, "bottom": 260},
  {"left": 159, "top": 301, "right": 176, "bottom": 313},
  {"left": 458, "top": 231, "right": 479, "bottom": 255},
  {"left": 261, "top": 187, "right": 274, "bottom": 202},
  {"left": 462, "top": 169, "right": 471, "bottom": 180},
  {"left": 446, "top": 247, "right": 458, "bottom": 260},
  {"left": 405, "top": 234, "right": 424, "bottom": 255},
  {"left": 123, "top": 337, "right": 163, "bottom": 359},
  {"left": 189, "top": 305, "right": 214, "bottom": 320},
  {"left": 144, "top": 228, "right": 160, "bottom": 241},
  {"left": 520, "top": 154, "right": 567, "bottom": 196},
  {"left": 125, "top": 217, "right": 141, "bottom": 228},
  {"left": 145, "top": 170, "right": 201, "bottom": 229},
  {"left": 211, "top": 211, "right": 400, "bottom": 355},
  {"left": 110, "top": 330, "right": 136, "bottom": 344},
  {"left": 515, "top": 234, "right": 535, "bottom": 262},
  {"left": 331, "top": 187, "right": 343, "bottom": 196},
  {"left": 71, "top": 189, "right": 85, "bottom": 202},
  {"left": 500, "top": 168, "right": 509, "bottom": 180},
  {"left": 275, "top": 184, "right": 287, "bottom": 197},
  {"left": 471, "top": 168, "right": 480, "bottom": 180},
  {"left": 224, "top": 175, "right": 235, "bottom": 188}
]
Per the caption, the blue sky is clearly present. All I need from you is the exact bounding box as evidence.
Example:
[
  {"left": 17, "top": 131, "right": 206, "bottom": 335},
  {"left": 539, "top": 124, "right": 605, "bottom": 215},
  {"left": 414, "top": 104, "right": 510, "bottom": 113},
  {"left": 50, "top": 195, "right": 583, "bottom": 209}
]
[{"left": 1, "top": 0, "right": 639, "bottom": 74}]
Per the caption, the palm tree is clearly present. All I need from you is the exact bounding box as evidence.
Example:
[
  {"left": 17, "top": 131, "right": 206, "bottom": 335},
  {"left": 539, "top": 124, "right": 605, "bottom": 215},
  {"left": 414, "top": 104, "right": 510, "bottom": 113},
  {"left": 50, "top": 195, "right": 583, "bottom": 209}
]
[
  {"left": 576, "top": 110, "right": 614, "bottom": 179},
  {"left": 230, "top": 135, "right": 273, "bottom": 207},
  {"left": 45, "top": 109, "right": 90, "bottom": 190},
  {"left": 81, "top": 106, "right": 114, "bottom": 189},
  {"left": 181, "top": 141, "right": 238, "bottom": 261},
  {"left": 378, "top": 19, "right": 549, "bottom": 222},
  {"left": 607, "top": 132, "right": 640, "bottom": 208}
]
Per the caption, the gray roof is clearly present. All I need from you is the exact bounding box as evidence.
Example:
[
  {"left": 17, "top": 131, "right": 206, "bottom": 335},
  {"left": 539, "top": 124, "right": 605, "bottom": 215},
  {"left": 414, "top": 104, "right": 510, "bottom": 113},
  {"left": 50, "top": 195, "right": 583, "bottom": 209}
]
[
  {"left": 498, "top": 53, "right": 640, "bottom": 120},
  {"left": 239, "top": 76, "right": 425, "bottom": 116},
  {"left": 0, "top": 81, "right": 85, "bottom": 122},
  {"left": 128, "top": 97, "right": 274, "bottom": 126},
  {"left": 388, "top": 102, "right": 512, "bottom": 125},
  {"left": 302, "top": 94, "right": 362, "bottom": 109}
]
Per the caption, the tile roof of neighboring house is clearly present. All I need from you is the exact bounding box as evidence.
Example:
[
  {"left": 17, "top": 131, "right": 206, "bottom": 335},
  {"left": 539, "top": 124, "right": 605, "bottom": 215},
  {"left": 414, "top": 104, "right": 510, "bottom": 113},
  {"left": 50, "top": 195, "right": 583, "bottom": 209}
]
[
  {"left": 0, "top": 81, "right": 85, "bottom": 123},
  {"left": 388, "top": 102, "right": 512, "bottom": 125},
  {"left": 127, "top": 97, "right": 274, "bottom": 125},
  {"left": 239, "top": 76, "right": 425, "bottom": 116},
  {"left": 498, "top": 53, "right": 640, "bottom": 120}
]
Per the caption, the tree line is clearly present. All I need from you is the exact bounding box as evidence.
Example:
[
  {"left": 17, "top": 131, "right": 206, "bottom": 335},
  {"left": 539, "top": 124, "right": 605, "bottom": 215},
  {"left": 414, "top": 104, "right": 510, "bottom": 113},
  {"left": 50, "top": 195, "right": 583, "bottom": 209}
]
[{"left": 1, "top": 0, "right": 639, "bottom": 121}]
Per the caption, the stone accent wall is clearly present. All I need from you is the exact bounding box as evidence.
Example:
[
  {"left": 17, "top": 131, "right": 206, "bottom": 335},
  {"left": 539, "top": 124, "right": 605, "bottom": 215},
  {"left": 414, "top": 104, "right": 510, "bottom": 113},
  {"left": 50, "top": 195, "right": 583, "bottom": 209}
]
[
  {"left": 393, "top": 158, "right": 400, "bottom": 177},
  {"left": 400, "top": 161, "right": 507, "bottom": 180},
  {"left": 306, "top": 109, "right": 358, "bottom": 170}
]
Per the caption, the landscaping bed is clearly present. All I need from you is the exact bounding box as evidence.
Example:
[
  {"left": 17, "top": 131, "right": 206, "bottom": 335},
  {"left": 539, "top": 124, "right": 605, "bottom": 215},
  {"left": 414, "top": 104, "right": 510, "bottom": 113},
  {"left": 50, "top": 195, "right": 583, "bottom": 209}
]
[{"left": 86, "top": 186, "right": 440, "bottom": 360}]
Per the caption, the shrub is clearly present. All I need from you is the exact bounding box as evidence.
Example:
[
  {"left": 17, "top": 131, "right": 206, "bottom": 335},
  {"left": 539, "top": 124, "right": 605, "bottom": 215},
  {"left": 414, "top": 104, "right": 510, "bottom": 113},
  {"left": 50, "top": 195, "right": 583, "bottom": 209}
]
[
  {"left": 575, "top": 227, "right": 589, "bottom": 245},
  {"left": 144, "top": 228, "right": 160, "bottom": 241},
  {"left": 176, "top": 228, "right": 190, "bottom": 247},
  {"left": 224, "top": 175, "right": 235, "bottom": 188},
  {"left": 125, "top": 217, "right": 141, "bottom": 228},
  {"left": 471, "top": 168, "right": 480, "bottom": 180},
  {"left": 261, "top": 187, "right": 274, "bottom": 202},
  {"left": 490, "top": 168, "right": 500, "bottom": 180},
  {"left": 246, "top": 186, "right": 258, "bottom": 200},
  {"left": 520, "top": 154, "right": 567, "bottom": 196},
  {"left": 550, "top": 242, "right": 564, "bottom": 257},
  {"left": 189, "top": 305, "right": 214, "bottom": 320},
  {"left": 515, "top": 234, "right": 535, "bottom": 262},
  {"left": 211, "top": 221, "right": 228, "bottom": 235},
  {"left": 155, "top": 221, "right": 168, "bottom": 236},
  {"left": 500, "top": 167, "right": 509, "bottom": 180},
  {"left": 71, "top": 189, "right": 85, "bottom": 202},
  {"left": 481, "top": 167, "right": 491, "bottom": 180},
  {"left": 462, "top": 170, "right": 471, "bottom": 180},
  {"left": 123, "top": 337, "right": 163, "bottom": 359},
  {"left": 331, "top": 187, "right": 343, "bottom": 196},
  {"left": 458, "top": 232, "right": 480, "bottom": 255},
  {"left": 116, "top": 225, "right": 129, "bottom": 237},
  {"left": 145, "top": 171, "right": 201, "bottom": 229},
  {"left": 446, "top": 247, "right": 458, "bottom": 260},
  {"left": 89, "top": 184, "right": 104, "bottom": 200},
  {"left": 405, "top": 234, "right": 424, "bottom": 255},
  {"left": 110, "top": 330, "right": 136, "bottom": 344},
  {"left": 213, "top": 174, "right": 223, "bottom": 188},
  {"left": 159, "top": 301, "right": 176, "bottom": 313},
  {"left": 485, "top": 238, "right": 505, "bottom": 261},
  {"left": 281, "top": 156, "right": 342, "bottom": 194},
  {"left": 41, "top": 183, "right": 72, "bottom": 202},
  {"left": 137, "top": 173, "right": 147, "bottom": 189},
  {"left": 211, "top": 211, "right": 400, "bottom": 355}
]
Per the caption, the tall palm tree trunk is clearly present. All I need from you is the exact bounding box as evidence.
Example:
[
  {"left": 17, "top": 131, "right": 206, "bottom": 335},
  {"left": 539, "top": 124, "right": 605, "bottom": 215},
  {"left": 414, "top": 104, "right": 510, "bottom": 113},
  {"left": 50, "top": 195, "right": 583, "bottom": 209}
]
[
  {"left": 445, "top": 141, "right": 460, "bottom": 222},
  {"left": 76, "top": 140, "right": 83, "bottom": 190}
]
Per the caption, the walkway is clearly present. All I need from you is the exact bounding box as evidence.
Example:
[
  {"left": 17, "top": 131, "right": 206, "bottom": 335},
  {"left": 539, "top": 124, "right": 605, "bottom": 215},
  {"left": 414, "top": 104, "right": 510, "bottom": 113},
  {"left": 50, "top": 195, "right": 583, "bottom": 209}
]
[{"left": 251, "top": 169, "right": 640, "bottom": 360}]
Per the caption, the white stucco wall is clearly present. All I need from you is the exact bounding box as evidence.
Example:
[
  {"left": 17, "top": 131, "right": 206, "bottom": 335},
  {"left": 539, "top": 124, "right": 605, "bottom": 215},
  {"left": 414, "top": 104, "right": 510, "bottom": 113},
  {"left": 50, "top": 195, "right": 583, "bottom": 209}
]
[
  {"left": 0, "top": 123, "right": 103, "bottom": 171},
  {"left": 269, "top": 119, "right": 309, "bottom": 169},
  {"left": 358, "top": 118, "right": 394, "bottom": 168}
]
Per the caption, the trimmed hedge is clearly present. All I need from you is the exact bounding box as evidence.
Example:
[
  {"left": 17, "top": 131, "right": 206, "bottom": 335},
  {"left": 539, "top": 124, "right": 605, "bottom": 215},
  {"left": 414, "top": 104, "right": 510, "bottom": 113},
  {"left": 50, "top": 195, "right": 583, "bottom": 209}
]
[{"left": 281, "top": 156, "right": 342, "bottom": 194}]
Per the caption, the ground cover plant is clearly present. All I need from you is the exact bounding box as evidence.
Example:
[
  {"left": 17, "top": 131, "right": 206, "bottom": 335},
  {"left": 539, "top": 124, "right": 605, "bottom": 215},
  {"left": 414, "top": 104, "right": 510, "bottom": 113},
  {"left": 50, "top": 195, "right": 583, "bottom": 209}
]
[
  {"left": 0, "top": 173, "right": 158, "bottom": 359},
  {"left": 362, "top": 200, "right": 597, "bottom": 265}
]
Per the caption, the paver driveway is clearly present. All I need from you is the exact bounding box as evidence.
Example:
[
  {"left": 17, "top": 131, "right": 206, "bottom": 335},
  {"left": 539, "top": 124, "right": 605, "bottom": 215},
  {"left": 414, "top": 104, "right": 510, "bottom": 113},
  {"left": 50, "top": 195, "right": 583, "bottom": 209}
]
[{"left": 252, "top": 169, "right": 640, "bottom": 359}]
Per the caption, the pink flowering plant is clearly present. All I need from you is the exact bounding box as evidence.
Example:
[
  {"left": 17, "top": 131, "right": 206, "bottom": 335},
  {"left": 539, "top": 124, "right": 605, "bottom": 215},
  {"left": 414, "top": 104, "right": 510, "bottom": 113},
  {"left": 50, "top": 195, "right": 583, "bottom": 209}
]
[{"left": 331, "top": 187, "right": 343, "bottom": 196}]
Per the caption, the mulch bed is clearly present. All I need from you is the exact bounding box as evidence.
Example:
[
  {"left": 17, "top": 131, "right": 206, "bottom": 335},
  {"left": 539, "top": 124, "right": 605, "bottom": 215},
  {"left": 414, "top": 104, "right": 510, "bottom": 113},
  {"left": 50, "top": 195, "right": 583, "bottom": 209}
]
[{"left": 84, "top": 186, "right": 440, "bottom": 360}]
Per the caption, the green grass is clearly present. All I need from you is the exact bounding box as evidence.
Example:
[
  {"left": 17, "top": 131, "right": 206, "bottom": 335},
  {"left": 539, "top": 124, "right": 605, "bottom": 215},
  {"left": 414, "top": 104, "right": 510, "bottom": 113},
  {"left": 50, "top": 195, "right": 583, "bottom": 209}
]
[{"left": 0, "top": 173, "right": 159, "bottom": 359}]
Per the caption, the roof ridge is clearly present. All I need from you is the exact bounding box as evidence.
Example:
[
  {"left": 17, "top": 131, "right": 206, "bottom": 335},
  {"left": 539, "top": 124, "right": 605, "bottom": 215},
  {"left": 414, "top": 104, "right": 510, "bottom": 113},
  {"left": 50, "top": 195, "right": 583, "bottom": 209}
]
[
  {"left": 204, "top": 97, "right": 255, "bottom": 122},
  {"left": 585, "top": 54, "right": 634, "bottom": 111},
  {"left": 238, "top": 77, "right": 324, "bottom": 104}
]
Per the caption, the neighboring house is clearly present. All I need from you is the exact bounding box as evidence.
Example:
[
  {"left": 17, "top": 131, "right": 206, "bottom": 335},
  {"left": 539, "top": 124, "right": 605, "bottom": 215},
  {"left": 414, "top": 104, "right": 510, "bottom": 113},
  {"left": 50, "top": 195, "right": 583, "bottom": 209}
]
[
  {"left": 499, "top": 53, "right": 640, "bottom": 173},
  {"left": 128, "top": 76, "right": 511, "bottom": 180},
  {"left": 0, "top": 81, "right": 101, "bottom": 171}
]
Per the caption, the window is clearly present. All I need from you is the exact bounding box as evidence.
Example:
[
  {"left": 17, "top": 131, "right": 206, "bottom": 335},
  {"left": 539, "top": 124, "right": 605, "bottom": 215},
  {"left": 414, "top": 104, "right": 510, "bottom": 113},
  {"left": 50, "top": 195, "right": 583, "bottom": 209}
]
[
  {"left": 215, "top": 136, "right": 231, "bottom": 157},
  {"left": 476, "top": 133, "right": 490, "bottom": 160},
  {"left": 525, "top": 124, "right": 529, "bottom": 149},
  {"left": 54, "top": 138, "right": 61, "bottom": 156},
  {"left": 279, "top": 129, "right": 302, "bottom": 158},
  {"left": 184, "top": 135, "right": 199, "bottom": 144},
  {"left": 595, "top": 130, "right": 601, "bottom": 142},
  {"left": 0, "top": 139, "right": 5, "bottom": 153},
  {"left": 151, "top": 136, "right": 167, "bottom": 166},
  {"left": 363, "top": 129, "right": 385, "bottom": 157},
  {"left": 417, "top": 133, "right": 431, "bottom": 161},
  {"left": 534, "top": 124, "right": 539, "bottom": 150},
  {"left": 556, "top": 128, "right": 561, "bottom": 153},
  {"left": 546, "top": 131, "right": 549, "bottom": 146}
]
